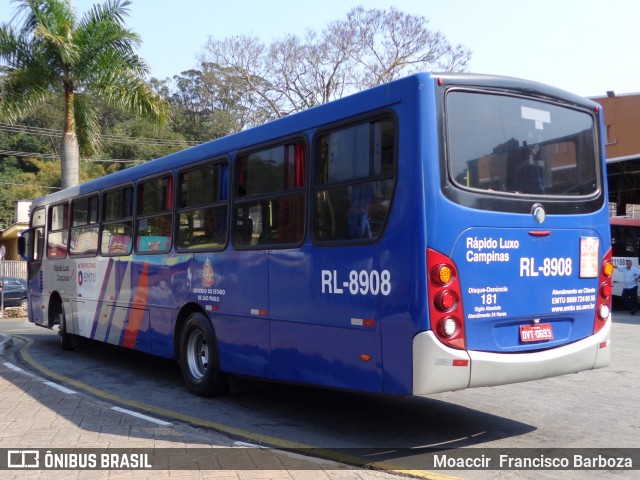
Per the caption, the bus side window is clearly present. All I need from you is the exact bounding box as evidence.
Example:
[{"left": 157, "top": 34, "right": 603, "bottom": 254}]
[
  {"left": 70, "top": 195, "right": 99, "bottom": 256},
  {"left": 233, "top": 142, "right": 305, "bottom": 248},
  {"left": 177, "top": 160, "right": 228, "bottom": 250},
  {"left": 136, "top": 175, "right": 173, "bottom": 254},
  {"left": 47, "top": 203, "right": 69, "bottom": 258},
  {"left": 313, "top": 118, "right": 396, "bottom": 243},
  {"left": 30, "top": 207, "right": 46, "bottom": 261},
  {"left": 102, "top": 185, "right": 133, "bottom": 256}
]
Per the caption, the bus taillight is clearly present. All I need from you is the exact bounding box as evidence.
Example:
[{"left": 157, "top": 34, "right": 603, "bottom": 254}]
[
  {"left": 594, "top": 249, "right": 613, "bottom": 333},
  {"left": 599, "top": 282, "right": 612, "bottom": 298},
  {"left": 434, "top": 290, "right": 458, "bottom": 312},
  {"left": 431, "top": 264, "right": 454, "bottom": 286},
  {"left": 427, "top": 249, "right": 466, "bottom": 349},
  {"left": 437, "top": 316, "right": 460, "bottom": 338}
]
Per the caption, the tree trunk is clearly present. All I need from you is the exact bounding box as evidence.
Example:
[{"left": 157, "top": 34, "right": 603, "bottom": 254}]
[
  {"left": 61, "top": 85, "right": 79, "bottom": 189},
  {"left": 60, "top": 132, "right": 79, "bottom": 189}
]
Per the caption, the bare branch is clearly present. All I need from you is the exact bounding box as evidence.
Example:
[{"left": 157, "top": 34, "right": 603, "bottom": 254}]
[{"left": 196, "top": 7, "right": 471, "bottom": 122}]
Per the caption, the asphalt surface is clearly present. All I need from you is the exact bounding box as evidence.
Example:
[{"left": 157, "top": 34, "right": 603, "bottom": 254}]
[{"left": 2, "top": 309, "right": 638, "bottom": 480}]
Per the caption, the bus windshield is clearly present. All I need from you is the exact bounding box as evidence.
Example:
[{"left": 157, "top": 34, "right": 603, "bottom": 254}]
[{"left": 447, "top": 91, "right": 598, "bottom": 197}]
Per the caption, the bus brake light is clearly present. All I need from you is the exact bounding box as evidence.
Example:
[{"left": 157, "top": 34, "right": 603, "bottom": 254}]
[
  {"left": 599, "top": 282, "right": 612, "bottom": 298},
  {"left": 594, "top": 249, "right": 613, "bottom": 333},
  {"left": 435, "top": 290, "right": 457, "bottom": 312},
  {"left": 427, "top": 249, "right": 466, "bottom": 349}
]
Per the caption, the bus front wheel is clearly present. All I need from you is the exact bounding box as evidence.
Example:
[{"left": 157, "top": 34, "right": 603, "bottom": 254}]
[
  {"left": 58, "top": 308, "right": 74, "bottom": 351},
  {"left": 178, "top": 312, "right": 228, "bottom": 396}
]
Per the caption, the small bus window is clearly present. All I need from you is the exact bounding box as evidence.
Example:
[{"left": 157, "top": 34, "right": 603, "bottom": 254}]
[
  {"left": 47, "top": 203, "right": 68, "bottom": 258},
  {"left": 102, "top": 186, "right": 134, "bottom": 256},
  {"left": 31, "top": 207, "right": 46, "bottom": 261},
  {"left": 234, "top": 143, "right": 305, "bottom": 247},
  {"left": 177, "top": 161, "right": 228, "bottom": 250},
  {"left": 136, "top": 175, "right": 173, "bottom": 253},
  {"left": 70, "top": 195, "right": 99, "bottom": 256}
]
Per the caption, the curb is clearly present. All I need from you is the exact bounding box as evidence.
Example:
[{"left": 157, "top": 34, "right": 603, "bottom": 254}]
[{"left": 0, "top": 334, "right": 14, "bottom": 354}]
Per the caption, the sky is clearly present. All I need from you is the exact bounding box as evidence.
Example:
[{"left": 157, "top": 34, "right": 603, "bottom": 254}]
[{"left": 1, "top": 0, "right": 639, "bottom": 98}]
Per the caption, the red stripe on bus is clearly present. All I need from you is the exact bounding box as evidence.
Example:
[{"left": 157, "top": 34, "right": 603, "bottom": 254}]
[{"left": 122, "top": 264, "right": 149, "bottom": 349}]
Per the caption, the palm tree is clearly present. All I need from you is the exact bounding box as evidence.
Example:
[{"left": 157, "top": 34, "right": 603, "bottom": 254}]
[{"left": 0, "top": 0, "right": 168, "bottom": 188}]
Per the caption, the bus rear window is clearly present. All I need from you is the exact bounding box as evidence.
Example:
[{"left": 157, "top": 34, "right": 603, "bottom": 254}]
[{"left": 446, "top": 91, "right": 598, "bottom": 197}]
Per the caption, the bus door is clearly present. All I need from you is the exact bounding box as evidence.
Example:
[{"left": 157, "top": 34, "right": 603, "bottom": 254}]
[{"left": 20, "top": 208, "right": 47, "bottom": 325}]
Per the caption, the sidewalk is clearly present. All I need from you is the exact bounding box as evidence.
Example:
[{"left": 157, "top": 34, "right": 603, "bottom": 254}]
[{"left": 0, "top": 333, "right": 409, "bottom": 480}]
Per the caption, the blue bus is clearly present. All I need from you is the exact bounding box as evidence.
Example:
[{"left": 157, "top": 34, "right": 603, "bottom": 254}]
[{"left": 19, "top": 72, "right": 612, "bottom": 397}]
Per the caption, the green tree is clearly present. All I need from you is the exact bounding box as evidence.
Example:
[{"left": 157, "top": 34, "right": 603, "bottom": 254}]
[
  {"left": 0, "top": 0, "right": 169, "bottom": 188},
  {"left": 167, "top": 66, "right": 249, "bottom": 141},
  {"left": 102, "top": 115, "right": 189, "bottom": 164}
]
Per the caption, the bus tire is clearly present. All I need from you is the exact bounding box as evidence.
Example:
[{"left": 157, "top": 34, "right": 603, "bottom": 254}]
[
  {"left": 178, "top": 312, "right": 228, "bottom": 396},
  {"left": 58, "top": 308, "right": 74, "bottom": 351}
]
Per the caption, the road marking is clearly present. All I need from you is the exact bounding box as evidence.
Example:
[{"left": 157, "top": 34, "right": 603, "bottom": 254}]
[
  {"left": 44, "top": 381, "right": 77, "bottom": 395},
  {"left": 3, "top": 361, "right": 37, "bottom": 377},
  {"left": 111, "top": 406, "right": 173, "bottom": 426}
]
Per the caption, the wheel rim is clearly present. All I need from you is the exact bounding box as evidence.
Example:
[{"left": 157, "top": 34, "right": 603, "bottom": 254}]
[{"left": 186, "top": 330, "right": 209, "bottom": 380}]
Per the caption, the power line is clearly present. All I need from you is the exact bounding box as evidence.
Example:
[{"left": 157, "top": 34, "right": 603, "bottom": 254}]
[
  {"left": 0, "top": 181, "right": 60, "bottom": 190},
  {"left": 0, "top": 149, "right": 148, "bottom": 164},
  {"left": 0, "top": 122, "right": 59, "bottom": 137},
  {"left": 0, "top": 122, "right": 201, "bottom": 147},
  {"left": 88, "top": 158, "right": 146, "bottom": 164},
  {"left": 0, "top": 149, "right": 59, "bottom": 159}
]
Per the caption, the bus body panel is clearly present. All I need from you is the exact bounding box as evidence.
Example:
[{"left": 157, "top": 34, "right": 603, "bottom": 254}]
[
  {"left": 269, "top": 245, "right": 383, "bottom": 391},
  {"left": 377, "top": 81, "right": 432, "bottom": 395},
  {"left": 450, "top": 225, "right": 604, "bottom": 352},
  {"left": 186, "top": 251, "right": 271, "bottom": 377}
]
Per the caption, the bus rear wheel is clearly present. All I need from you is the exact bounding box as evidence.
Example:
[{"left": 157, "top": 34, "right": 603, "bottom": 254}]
[{"left": 178, "top": 312, "right": 228, "bottom": 396}]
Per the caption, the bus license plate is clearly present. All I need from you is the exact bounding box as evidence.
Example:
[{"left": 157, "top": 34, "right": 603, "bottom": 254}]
[{"left": 520, "top": 323, "right": 554, "bottom": 342}]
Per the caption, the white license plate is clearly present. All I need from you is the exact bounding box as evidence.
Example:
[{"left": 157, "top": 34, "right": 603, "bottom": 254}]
[{"left": 520, "top": 323, "right": 554, "bottom": 342}]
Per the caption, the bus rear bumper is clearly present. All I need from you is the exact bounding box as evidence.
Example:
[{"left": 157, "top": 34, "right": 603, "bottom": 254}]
[{"left": 413, "top": 318, "right": 611, "bottom": 396}]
